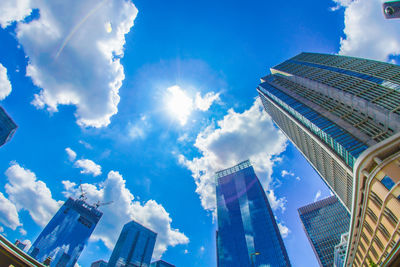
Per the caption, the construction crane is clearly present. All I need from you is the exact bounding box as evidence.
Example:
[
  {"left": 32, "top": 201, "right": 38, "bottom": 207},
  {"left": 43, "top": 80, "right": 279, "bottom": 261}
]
[
  {"left": 78, "top": 180, "right": 87, "bottom": 201},
  {"left": 93, "top": 200, "right": 113, "bottom": 209}
]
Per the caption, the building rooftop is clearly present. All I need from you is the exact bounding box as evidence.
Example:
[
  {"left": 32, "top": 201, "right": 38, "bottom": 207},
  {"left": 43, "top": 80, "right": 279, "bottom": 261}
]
[{"left": 215, "top": 159, "right": 252, "bottom": 179}]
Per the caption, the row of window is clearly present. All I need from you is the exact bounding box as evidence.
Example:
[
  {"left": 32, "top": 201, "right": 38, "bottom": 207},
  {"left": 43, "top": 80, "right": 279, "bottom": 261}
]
[
  {"left": 260, "top": 94, "right": 353, "bottom": 208},
  {"left": 273, "top": 75, "right": 392, "bottom": 142},
  {"left": 273, "top": 60, "right": 400, "bottom": 115},
  {"left": 292, "top": 53, "right": 400, "bottom": 85},
  {"left": 259, "top": 81, "right": 367, "bottom": 168}
]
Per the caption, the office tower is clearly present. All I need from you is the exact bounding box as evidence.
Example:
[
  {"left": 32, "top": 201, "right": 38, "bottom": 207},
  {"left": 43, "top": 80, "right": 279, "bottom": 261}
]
[
  {"left": 107, "top": 220, "right": 157, "bottom": 267},
  {"left": 14, "top": 240, "right": 27, "bottom": 251},
  {"left": 29, "top": 197, "right": 103, "bottom": 267},
  {"left": 298, "top": 196, "right": 350, "bottom": 267},
  {"left": 150, "top": 260, "right": 175, "bottom": 267},
  {"left": 0, "top": 106, "right": 17, "bottom": 147},
  {"left": 216, "top": 160, "right": 291, "bottom": 267},
  {"left": 334, "top": 233, "right": 349, "bottom": 267},
  {"left": 91, "top": 260, "right": 108, "bottom": 267},
  {"left": 257, "top": 52, "right": 400, "bottom": 266}
]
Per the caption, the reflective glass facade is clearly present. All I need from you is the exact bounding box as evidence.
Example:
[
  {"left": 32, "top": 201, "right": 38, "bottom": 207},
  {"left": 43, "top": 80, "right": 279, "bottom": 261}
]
[
  {"left": 108, "top": 220, "right": 157, "bottom": 267},
  {"left": 29, "top": 197, "right": 103, "bottom": 267},
  {"left": 0, "top": 106, "right": 17, "bottom": 147},
  {"left": 298, "top": 196, "right": 350, "bottom": 267},
  {"left": 216, "top": 160, "right": 291, "bottom": 267},
  {"left": 150, "top": 260, "right": 175, "bottom": 267},
  {"left": 91, "top": 260, "right": 108, "bottom": 267}
]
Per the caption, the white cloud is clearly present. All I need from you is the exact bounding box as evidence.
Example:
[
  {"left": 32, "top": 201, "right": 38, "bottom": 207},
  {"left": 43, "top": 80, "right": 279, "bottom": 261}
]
[
  {"left": 4, "top": 162, "right": 60, "bottom": 227},
  {"left": 277, "top": 222, "right": 290, "bottom": 239},
  {"left": 195, "top": 91, "right": 220, "bottom": 111},
  {"left": 177, "top": 133, "right": 189, "bottom": 143},
  {"left": 314, "top": 190, "right": 322, "bottom": 202},
  {"left": 0, "top": 192, "right": 21, "bottom": 230},
  {"left": 62, "top": 170, "right": 189, "bottom": 259},
  {"left": 0, "top": 63, "right": 12, "bottom": 100},
  {"left": 22, "top": 239, "right": 31, "bottom": 251},
  {"left": 184, "top": 249, "right": 189, "bottom": 254},
  {"left": 179, "top": 98, "right": 287, "bottom": 211},
  {"left": 0, "top": 226, "right": 3, "bottom": 232},
  {"left": 267, "top": 190, "right": 287, "bottom": 213},
  {"left": 1, "top": 0, "right": 138, "bottom": 127},
  {"left": 65, "top": 147, "right": 77, "bottom": 162},
  {"left": 19, "top": 228, "right": 27, "bottom": 236},
  {"left": 281, "top": 170, "right": 294, "bottom": 177},
  {"left": 74, "top": 159, "right": 102, "bottom": 177},
  {"left": 165, "top": 85, "right": 220, "bottom": 126},
  {"left": 79, "top": 140, "right": 93, "bottom": 150},
  {"left": 296, "top": 176, "right": 301, "bottom": 181},
  {"left": 200, "top": 246, "right": 205, "bottom": 253},
  {"left": 334, "top": 0, "right": 400, "bottom": 61},
  {"left": 127, "top": 115, "right": 150, "bottom": 140},
  {"left": 0, "top": 0, "right": 32, "bottom": 28}
]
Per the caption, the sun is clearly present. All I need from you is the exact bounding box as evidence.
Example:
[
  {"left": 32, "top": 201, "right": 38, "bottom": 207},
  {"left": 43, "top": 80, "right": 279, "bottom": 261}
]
[{"left": 165, "top": 85, "right": 193, "bottom": 125}]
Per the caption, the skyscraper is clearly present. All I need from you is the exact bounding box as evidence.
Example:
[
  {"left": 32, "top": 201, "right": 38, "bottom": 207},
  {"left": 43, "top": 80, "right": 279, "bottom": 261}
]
[
  {"left": 257, "top": 53, "right": 400, "bottom": 266},
  {"left": 298, "top": 196, "right": 350, "bottom": 267},
  {"left": 0, "top": 106, "right": 17, "bottom": 147},
  {"left": 216, "top": 160, "right": 291, "bottom": 267},
  {"left": 150, "top": 260, "right": 175, "bottom": 267},
  {"left": 257, "top": 52, "right": 400, "bottom": 211},
  {"left": 29, "top": 197, "right": 103, "bottom": 267},
  {"left": 107, "top": 220, "right": 157, "bottom": 267},
  {"left": 91, "top": 260, "right": 108, "bottom": 267}
]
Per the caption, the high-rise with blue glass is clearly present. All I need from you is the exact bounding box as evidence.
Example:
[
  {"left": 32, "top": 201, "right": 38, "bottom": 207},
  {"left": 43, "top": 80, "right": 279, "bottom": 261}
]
[
  {"left": 216, "top": 160, "right": 291, "bottom": 267},
  {"left": 0, "top": 106, "right": 17, "bottom": 147},
  {"left": 29, "top": 197, "right": 103, "bottom": 267},
  {"left": 257, "top": 53, "right": 400, "bottom": 266},
  {"left": 107, "top": 220, "right": 157, "bottom": 267},
  {"left": 150, "top": 260, "right": 175, "bottom": 267},
  {"left": 298, "top": 196, "right": 350, "bottom": 267}
]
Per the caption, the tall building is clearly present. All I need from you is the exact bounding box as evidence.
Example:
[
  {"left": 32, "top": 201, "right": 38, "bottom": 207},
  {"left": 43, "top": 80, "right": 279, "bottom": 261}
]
[
  {"left": 150, "top": 260, "right": 175, "bottom": 267},
  {"left": 29, "top": 197, "right": 103, "bottom": 267},
  {"left": 257, "top": 53, "right": 400, "bottom": 266},
  {"left": 91, "top": 260, "right": 108, "bottom": 267},
  {"left": 298, "top": 196, "right": 350, "bottom": 267},
  {"left": 334, "top": 233, "right": 349, "bottom": 267},
  {"left": 107, "top": 220, "right": 157, "bottom": 267},
  {"left": 0, "top": 106, "right": 17, "bottom": 147},
  {"left": 216, "top": 160, "right": 291, "bottom": 267}
]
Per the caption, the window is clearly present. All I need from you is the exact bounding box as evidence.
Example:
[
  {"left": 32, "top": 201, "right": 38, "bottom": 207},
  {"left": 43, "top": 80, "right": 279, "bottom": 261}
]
[{"left": 381, "top": 176, "right": 396, "bottom": 191}]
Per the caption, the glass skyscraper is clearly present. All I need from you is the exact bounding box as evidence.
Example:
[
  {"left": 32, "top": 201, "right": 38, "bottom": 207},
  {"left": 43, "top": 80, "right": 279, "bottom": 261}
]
[
  {"left": 257, "top": 52, "right": 400, "bottom": 211},
  {"left": 150, "top": 260, "right": 175, "bottom": 267},
  {"left": 216, "top": 160, "right": 291, "bottom": 267},
  {"left": 91, "top": 260, "right": 108, "bottom": 267},
  {"left": 29, "top": 197, "right": 103, "bottom": 267},
  {"left": 0, "top": 106, "right": 17, "bottom": 147},
  {"left": 107, "top": 220, "right": 157, "bottom": 267},
  {"left": 298, "top": 196, "right": 350, "bottom": 267}
]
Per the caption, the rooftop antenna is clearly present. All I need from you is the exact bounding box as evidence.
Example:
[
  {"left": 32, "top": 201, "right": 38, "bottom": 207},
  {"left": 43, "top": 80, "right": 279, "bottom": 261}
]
[
  {"left": 78, "top": 180, "right": 87, "bottom": 201},
  {"left": 94, "top": 200, "right": 114, "bottom": 209}
]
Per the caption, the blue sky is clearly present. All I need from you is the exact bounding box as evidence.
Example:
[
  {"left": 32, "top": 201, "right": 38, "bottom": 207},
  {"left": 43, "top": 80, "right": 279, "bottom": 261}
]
[{"left": 0, "top": 0, "right": 398, "bottom": 266}]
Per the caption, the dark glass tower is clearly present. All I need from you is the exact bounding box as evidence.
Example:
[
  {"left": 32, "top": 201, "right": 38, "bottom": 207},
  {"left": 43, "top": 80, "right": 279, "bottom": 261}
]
[
  {"left": 257, "top": 52, "right": 400, "bottom": 211},
  {"left": 0, "top": 106, "right": 17, "bottom": 147},
  {"left": 150, "top": 260, "right": 175, "bottom": 267},
  {"left": 216, "top": 160, "right": 291, "bottom": 267},
  {"left": 29, "top": 197, "right": 103, "bottom": 267},
  {"left": 107, "top": 220, "right": 157, "bottom": 267},
  {"left": 298, "top": 196, "right": 350, "bottom": 267}
]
